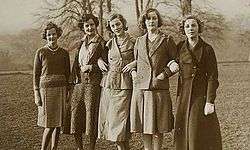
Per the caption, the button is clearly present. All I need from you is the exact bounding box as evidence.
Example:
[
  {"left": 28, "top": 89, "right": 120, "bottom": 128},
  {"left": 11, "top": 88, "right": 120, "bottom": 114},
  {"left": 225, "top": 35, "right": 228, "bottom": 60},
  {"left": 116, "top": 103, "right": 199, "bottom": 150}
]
[
  {"left": 193, "top": 66, "right": 197, "bottom": 69},
  {"left": 119, "top": 58, "right": 123, "bottom": 61},
  {"left": 191, "top": 74, "right": 195, "bottom": 77}
]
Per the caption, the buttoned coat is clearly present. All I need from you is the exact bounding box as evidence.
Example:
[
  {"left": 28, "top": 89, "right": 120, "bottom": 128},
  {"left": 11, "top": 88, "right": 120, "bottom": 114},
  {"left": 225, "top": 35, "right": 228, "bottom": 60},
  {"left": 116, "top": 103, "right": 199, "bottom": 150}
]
[
  {"left": 134, "top": 32, "right": 177, "bottom": 90},
  {"left": 174, "top": 37, "right": 222, "bottom": 150}
]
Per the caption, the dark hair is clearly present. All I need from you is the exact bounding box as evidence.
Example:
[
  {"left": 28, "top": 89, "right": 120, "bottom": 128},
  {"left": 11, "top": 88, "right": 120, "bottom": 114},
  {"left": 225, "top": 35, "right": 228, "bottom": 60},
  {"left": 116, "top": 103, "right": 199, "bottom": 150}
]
[
  {"left": 179, "top": 15, "right": 204, "bottom": 35},
  {"left": 42, "top": 22, "right": 63, "bottom": 40},
  {"left": 106, "top": 13, "right": 128, "bottom": 32},
  {"left": 78, "top": 14, "right": 99, "bottom": 30},
  {"left": 138, "top": 8, "right": 163, "bottom": 30}
]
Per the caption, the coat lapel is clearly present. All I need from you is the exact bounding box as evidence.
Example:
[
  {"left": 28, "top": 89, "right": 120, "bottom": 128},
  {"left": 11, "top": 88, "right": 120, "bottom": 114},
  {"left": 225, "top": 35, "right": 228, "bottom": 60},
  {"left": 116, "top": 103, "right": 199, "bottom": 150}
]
[
  {"left": 140, "top": 34, "right": 151, "bottom": 64},
  {"left": 181, "top": 37, "right": 204, "bottom": 64},
  {"left": 148, "top": 32, "right": 165, "bottom": 57}
]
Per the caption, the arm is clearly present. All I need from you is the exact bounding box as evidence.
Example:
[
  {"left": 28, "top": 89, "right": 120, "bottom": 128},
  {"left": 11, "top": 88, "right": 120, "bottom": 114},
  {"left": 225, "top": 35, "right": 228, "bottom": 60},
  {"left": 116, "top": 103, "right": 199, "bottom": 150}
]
[
  {"left": 33, "top": 49, "right": 42, "bottom": 106},
  {"left": 130, "top": 38, "right": 139, "bottom": 77},
  {"left": 65, "top": 51, "right": 71, "bottom": 87},
  {"left": 205, "top": 45, "right": 219, "bottom": 104},
  {"left": 162, "top": 36, "right": 179, "bottom": 78},
  {"left": 70, "top": 50, "right": 81, "bottom": 84}
]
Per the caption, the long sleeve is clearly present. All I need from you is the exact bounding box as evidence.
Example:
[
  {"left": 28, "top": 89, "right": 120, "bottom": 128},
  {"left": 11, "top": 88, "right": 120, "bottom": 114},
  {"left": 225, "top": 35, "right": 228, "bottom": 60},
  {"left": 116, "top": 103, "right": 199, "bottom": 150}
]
[
  {"left": 205, "top": 45, "right": 219, "bottom": 103},
  {"left": 70, "top": 50, "right": 81, "bottom": 84},
  {"left": 33, "top": 49, "right": 42, "bottom": 90},
  {"left": 163, "top": 36, "right": 178, "bottom": 77},
  {"left": 65, "top": 51, "right": 71, "bottom": 84}
]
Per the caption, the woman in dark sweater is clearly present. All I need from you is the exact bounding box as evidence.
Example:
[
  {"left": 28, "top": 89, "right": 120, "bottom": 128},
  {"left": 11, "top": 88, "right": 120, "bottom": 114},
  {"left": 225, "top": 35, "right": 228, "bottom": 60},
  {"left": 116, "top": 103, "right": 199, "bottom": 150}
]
[{"left": 33, "top": 22, "right": 70, "bottom": 150}]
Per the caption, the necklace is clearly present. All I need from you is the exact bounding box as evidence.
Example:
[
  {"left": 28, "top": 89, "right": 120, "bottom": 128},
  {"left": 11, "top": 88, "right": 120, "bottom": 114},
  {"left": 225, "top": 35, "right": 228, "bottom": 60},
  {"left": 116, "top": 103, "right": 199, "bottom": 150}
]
[{"left": 46, "top": 45, "right": 59, "bottom": 52}]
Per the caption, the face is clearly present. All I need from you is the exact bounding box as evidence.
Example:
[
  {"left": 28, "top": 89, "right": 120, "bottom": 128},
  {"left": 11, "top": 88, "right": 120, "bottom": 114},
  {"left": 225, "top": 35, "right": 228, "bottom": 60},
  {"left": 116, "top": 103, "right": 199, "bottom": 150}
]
[
  {"left": 145, "top": 11, "right": 159, "bottom": 31},
  {"left": 46, "top": 28, "right": 58, "bottom": 46},
  {"left": 109, "top": 18, "right": 125, "bottom": 36},
  {"left": 83, "top": 19, "right": 97, "bottom": 36},
  {"left": 184, "top": 19, "right": 199, "bottom": 38}
]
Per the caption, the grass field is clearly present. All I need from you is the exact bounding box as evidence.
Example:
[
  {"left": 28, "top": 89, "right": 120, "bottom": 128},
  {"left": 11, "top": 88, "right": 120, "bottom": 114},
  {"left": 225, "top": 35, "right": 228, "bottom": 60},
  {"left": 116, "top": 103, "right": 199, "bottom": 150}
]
[{"left": 0, "top": 62, "right": 249, "bottom": 150}]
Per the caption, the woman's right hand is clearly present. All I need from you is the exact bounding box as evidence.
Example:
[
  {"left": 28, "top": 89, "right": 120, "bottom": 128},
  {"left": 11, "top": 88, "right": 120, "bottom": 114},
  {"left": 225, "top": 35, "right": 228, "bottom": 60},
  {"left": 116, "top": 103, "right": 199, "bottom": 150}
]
[
  {"left": 98, "top": 58, "right": 108, "bottom": 72},
  {"left": 131, "top": 70, "right": 137, "bottom": 80},
  {"left": 34, "top": 90, "right": 42, "bottom": 106}
]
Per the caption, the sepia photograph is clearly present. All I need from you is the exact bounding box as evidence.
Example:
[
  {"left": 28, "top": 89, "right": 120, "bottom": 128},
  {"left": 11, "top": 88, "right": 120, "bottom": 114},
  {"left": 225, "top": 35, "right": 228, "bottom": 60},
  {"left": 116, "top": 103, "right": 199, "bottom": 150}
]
[{"left": 0, "top": 0, "right": 249, "bottom": 149}]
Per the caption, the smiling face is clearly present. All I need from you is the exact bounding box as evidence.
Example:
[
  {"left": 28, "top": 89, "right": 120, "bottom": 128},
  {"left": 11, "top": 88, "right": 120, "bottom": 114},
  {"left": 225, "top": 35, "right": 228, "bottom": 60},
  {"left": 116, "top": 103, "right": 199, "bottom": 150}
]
[
  {"left": 184, "top": 19, "right": 199, "bottom": 39},
  {"left": 145, "top": 11, "right": 159, "bottom": 31},
  {"left": 83, "top": 19, "right": 97, "bottom": 36},
  {"left": 109, "top": 18, "right": 125, "bottom": 37},
  {"left": 46, "top": 28, "right": 58, "bottom": 47}
]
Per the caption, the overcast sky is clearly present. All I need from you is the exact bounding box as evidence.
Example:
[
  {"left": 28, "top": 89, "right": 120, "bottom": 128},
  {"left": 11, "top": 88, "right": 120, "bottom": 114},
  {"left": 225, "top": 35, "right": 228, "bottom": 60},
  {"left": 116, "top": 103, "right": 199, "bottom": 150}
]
[{"left": 0, "top": 0, "right": 249, "bottom": 34}]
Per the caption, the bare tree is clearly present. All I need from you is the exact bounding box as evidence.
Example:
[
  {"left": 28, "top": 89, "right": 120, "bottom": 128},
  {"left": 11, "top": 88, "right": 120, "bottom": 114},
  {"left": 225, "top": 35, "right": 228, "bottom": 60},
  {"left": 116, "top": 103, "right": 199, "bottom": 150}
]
[{"left": 179, "top": 0, "right": 192, "bottom": 16}]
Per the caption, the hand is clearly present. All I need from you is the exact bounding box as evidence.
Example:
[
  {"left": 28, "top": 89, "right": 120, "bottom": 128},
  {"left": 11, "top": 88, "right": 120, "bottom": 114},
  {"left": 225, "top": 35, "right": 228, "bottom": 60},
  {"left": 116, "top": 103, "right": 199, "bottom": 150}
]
[
  {"left": 80, "top": 65, "right": 92, "bottom": 73},
  {"left": 131, "top": 70, "right": 137, "bottom": 79},
  {"left": 34, "top": 90, "right": 42, "bottom": 106},
  {"left": 156, "top": 73, "right": 165, "bottom": 80},
  {"left": 169, "top": 61, "right": 179, "bottom": 73},
  {"left": 97, "top": 58, "right": 108, "bottom": 72},
  {"left": 122, "top": 62, "right": 135, "bottom": 73},
  {"left": 204, "top": 102, "right": 215, "bottom": 115}
]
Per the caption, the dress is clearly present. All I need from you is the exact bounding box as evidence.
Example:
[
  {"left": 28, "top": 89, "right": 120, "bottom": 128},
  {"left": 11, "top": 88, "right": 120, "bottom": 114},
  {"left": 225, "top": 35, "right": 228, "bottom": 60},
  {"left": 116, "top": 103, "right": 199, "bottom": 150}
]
[
  {"left": 33, "top": 46, "right": 70, "bottom": 128},
  {"left": 130, "top": 32, "right": 176, "bottom": 134},
  {"left": 98, "top": 33, "right": 135, "bottom": 141},
  {"left": 174, "top": 37, "right": 222, "bottom": 150},
  {"left": 70, "top": 34, "right": 107, "bottom": 140}
]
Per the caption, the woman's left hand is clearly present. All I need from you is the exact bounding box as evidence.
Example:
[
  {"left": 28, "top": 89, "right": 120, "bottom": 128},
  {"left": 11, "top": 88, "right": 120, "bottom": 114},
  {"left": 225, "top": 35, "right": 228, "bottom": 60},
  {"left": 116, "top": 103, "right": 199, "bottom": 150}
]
[
  {"left": 122, "top": 63, "right": 134, "bottom": 73},
  {"left": 156, "top": 73, "right": 165, "bottom": 80},
  {"left": 204, "top": 102, "right": 215, "bottom": 115}
]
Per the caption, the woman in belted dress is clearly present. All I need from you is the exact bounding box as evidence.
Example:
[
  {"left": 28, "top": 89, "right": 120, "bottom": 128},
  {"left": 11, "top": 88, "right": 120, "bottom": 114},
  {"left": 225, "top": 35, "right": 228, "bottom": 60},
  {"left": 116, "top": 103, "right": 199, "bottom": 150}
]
[
  {"left": 33, "top": 22, "right": 70, "bottom": 150},
  {"left": 70, "top": 14, "right": 107, "bottom": 150},
  {"left": 98, "top": 13, "right": 136, "bottom": 150},
  {"left": 130, "top": 8, "right": 179, "bottom": 150},
  {"left": 174, "top": 15, "right": 222, "bottom": 150}
]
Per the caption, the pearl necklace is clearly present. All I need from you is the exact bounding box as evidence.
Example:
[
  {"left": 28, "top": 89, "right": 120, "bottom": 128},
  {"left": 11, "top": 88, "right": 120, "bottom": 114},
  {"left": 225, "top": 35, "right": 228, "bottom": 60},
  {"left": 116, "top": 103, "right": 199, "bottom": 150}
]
[{"left": 46, "top": 45, "right": 59, "bottom": 52}]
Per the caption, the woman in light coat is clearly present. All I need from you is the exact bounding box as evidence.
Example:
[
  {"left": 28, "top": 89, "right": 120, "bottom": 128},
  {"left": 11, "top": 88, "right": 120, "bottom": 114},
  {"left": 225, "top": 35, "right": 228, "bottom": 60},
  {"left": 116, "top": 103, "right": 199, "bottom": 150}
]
[{"left": 130, "top": 8, "right": 179, "bottom": 150}]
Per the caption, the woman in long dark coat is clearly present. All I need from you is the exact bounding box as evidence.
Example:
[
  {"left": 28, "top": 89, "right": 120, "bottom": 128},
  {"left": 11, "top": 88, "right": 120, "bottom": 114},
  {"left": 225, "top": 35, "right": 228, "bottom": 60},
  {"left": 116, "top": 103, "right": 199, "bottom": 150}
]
[
  {"left": 33, "top": 22, "right": 70, "bottom": 150},
  {"left": 174, "top": 15, "right": 222, "bottom": 150},
  {"left": 70, "top": 14, "right": 107, "bottom": 150}
]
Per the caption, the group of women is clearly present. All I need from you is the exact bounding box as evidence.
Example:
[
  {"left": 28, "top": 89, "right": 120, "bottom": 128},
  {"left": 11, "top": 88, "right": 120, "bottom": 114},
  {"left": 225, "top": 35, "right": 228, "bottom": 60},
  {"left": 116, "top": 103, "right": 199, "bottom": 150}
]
[{"left": 33, "top": 8, "right": 222, "bottom": 150}]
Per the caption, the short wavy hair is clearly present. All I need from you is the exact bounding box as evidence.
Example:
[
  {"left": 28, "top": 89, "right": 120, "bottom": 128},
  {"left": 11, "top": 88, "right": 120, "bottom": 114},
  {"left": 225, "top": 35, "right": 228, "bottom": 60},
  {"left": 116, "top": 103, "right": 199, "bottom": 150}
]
[
  {"left": 138, "top": 8, "right": 163, "bottom": 30},
  {"left": 179, "top": 15, "right": 204, "bottom": 35},
  {"left": 106, "top": 13, "right": 128, "bottom": 32},
  {"left": 42, "top": 22, "right": 63, "bottom": 40},
  {"left": 78, "top": 14, "right": 99, "bottom": 30}
]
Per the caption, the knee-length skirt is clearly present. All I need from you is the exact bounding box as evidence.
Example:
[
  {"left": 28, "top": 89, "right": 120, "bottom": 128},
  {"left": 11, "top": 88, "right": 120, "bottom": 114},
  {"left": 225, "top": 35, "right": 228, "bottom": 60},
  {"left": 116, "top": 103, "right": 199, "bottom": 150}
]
[
  {"left": 130, "top": 89, "right": 174, "bottom": 134},
  {"left": 37, "top": 86, "right": 67, "bottom": 128},
  {"left": 98, "top": 88, "right": 131, "bottom": 142}
]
